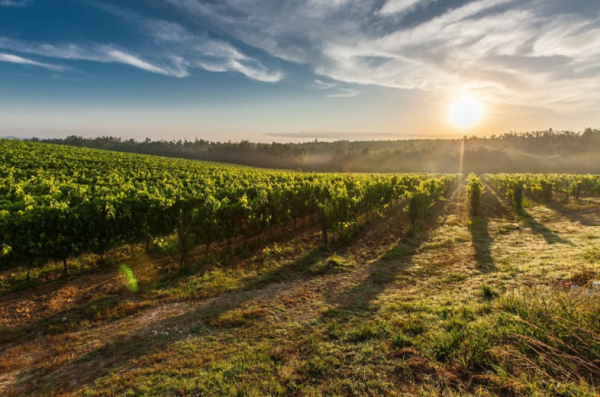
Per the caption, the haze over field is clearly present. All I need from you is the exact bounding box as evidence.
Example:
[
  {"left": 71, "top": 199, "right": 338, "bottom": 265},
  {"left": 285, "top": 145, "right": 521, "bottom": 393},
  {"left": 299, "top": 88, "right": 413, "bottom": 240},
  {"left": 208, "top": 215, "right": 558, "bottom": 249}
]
[{"left": 1, "top": 0, "right": 600, "bottom": 141}]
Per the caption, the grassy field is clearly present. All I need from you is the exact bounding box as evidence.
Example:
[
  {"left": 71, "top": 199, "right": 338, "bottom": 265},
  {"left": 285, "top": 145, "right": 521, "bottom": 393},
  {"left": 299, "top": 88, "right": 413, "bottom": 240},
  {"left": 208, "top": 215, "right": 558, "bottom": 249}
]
[{"left": 1, "top": 183, "right": 600, "bottom": 396}]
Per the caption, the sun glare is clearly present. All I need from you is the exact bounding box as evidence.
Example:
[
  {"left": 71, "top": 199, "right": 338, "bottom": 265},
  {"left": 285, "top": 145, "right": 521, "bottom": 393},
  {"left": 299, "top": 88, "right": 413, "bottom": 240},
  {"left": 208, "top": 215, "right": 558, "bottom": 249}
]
[{"left": 449, "top": 97, "right": 484, "bottom": 129}]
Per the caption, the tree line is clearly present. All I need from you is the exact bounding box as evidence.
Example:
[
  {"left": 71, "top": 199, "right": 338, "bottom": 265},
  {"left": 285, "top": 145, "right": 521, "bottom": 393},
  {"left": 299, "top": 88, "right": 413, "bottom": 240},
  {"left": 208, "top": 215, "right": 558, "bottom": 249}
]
[{"left": 34, "top": 128, "right": 600, "bottom": 174}]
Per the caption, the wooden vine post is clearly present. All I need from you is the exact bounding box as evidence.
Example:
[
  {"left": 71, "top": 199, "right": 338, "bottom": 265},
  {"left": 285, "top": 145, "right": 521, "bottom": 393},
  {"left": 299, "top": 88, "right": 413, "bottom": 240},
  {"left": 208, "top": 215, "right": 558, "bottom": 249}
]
[
  {"left": 320, "top": 207, "right": 328, "bottom": 245},
  {"left": 408, "top": 196, "right": 418, "bottom": 227},
  {"left": 176, "top": 217, "right": 187, "bottom": 266}
]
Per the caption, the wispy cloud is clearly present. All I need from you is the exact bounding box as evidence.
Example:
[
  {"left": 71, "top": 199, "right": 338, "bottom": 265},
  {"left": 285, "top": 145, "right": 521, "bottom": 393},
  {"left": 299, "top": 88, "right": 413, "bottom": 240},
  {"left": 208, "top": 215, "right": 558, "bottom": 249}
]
[
  {"left": 0, "top": 38, "right": 186, "bottom": 77},
  {"left": 378, "top": 0, "right": 432, "bottom": 15},
  {"left": 314, "top": 79, "right": 337, "bottom": 90},
  {"left": 0, "top": 4, "right": 283, "bottom": 82},
  {"left": 0, "top": 52, "right": 67, "bottom": 71},
  {"left": 327, "top": 88, "right": 360, "bottom": 98},
  {"left": 314, "top": 79, "right": 360, "bottom": 97},
  {"left": 102, "top": 48, "right": 188, "bottom": 77},
  {"left": 165, "top": 0, "right": 600, "bottom": 112},
  {"left": 96, "top": 3, "right": 283, "bottom": 82},
  {"left": 3, "top": 0, "right": 598, "bottom": 110}
]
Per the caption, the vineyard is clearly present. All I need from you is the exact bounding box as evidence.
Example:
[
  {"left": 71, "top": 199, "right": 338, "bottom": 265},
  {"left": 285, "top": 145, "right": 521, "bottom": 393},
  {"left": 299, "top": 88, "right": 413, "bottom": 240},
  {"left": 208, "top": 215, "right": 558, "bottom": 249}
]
[
  {"left": 2, "top": 140, "right": 600, "bottom": 397},
  {"left": 0, "top": 139, "right": 457, "bottom": 277}
]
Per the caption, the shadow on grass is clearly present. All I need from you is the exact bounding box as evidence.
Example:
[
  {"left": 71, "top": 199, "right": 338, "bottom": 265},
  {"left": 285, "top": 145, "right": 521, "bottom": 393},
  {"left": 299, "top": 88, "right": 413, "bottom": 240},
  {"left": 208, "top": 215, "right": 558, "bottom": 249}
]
[
  {"left": 518, "top": 209, "right": 572, "bottom": 245},
  {"left": 2, "top": 206, "right": 410, "bottom": 396},
  {"left": 549, "top": 201, "right": 600, "bottom": 227},
  {"left": 0, "top": 239, "right": 325, "bottom": 340},
  {"left": 468, "top": 188, "right": 498, "bottom": 271},
  {"left": 2, "top": 246, "right": 327, "bottom": 395},
  {"left": 320, "top": 195, "right": 453, "bottom": 318},
  {"left": 0, "top": 218, "right": 322, "bottom": 300},
  {"left": 0, "top": 229, "right": 324, "bottom": 345},
  {"left": 469, "top": 217, "right": 495, "bottom": 271},
  {"left": 483, "top": 183, "right": 572, "bottom": 246}
]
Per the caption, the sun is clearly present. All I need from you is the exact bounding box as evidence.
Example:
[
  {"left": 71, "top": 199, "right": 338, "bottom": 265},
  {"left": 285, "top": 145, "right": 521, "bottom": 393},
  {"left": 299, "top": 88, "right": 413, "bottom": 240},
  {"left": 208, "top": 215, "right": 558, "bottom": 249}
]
[{"left": 449, "top": 97, "right": 484, "bottom": 129}]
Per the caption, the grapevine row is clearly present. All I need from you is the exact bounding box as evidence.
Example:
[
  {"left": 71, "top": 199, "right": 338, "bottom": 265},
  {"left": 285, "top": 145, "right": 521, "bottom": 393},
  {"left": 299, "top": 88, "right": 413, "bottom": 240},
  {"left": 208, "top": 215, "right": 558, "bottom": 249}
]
[
  {"left": 0, "top": 140, "right": 458, "bottom": 273},
  {"left": 484, "top": 174, "right": 600, "bottom": 210}
]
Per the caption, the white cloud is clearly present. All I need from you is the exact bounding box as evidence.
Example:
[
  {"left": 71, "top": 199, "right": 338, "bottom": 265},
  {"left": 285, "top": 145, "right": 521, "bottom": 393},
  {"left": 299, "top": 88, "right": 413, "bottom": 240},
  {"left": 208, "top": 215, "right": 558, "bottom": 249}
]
[
  {"left": 103, "top": 48, "right": 189, "bottom": 77},
  {"left": 164, "top": 0, "right": 600, "bottom": 112},
  {"left": 327, "top": 88, "right": 360, "bottom": 98},
  {"left": 314, "top": 79, "right": 360, "bottom": 98},
  {"left": 0, "top": 53, "right": 66, "bottom": 71},
  {"left": 378, "top": 0, "right": 431, "bottom": 15},
  {"left": 3, "top": 0, "right": 598, "bottom": 107},
  {"left": 228, "top": 59, "right": 283, "bottom": 82},
  {"left": 0, "top": 5, "right": 283, "bottom": 83},
  {"left": 314, "top": 79, "right": 337, "bottom": 90},
  {"left": 96, "top": 4, "right": 283, "bottom": 82},
  {"left": 0, "top": 35, "right": 283, "bottom": 81},
  {"left": 0, "top": 38, "right": 188, "bottom": 77},
  {"left": 142, "top": 20, "right": 283, "bottom": 82}
]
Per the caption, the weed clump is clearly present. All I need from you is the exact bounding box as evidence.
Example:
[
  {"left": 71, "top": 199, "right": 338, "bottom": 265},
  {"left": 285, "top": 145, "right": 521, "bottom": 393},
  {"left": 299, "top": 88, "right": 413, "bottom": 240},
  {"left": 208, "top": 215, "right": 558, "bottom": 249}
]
[
  {"left": 480, "top": 284, "right": 495, "bottom": 299},
  {"left": 392, "top": 332, "right": 413, "bottom": 348}
]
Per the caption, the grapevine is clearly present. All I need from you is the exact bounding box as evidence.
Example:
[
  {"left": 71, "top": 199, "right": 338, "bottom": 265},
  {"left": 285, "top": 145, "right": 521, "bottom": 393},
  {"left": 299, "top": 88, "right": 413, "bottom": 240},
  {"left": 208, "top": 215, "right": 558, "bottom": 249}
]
[{"left": 0, "top": 139, "right": 459, "bottom": 273}]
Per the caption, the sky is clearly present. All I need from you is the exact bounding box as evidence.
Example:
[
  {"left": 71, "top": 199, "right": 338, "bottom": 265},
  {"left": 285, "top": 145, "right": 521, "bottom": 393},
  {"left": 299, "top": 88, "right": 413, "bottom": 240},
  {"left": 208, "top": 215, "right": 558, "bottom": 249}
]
[{"left": 1, "top": 0, "right": 599, "bottom": 142}]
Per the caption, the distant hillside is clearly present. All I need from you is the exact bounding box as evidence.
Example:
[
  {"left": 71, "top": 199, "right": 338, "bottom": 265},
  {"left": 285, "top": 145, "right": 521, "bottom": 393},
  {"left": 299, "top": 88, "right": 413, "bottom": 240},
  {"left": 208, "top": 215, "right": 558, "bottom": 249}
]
[{"left": 35, "top": 128, "right": 600, "bottom": 174}]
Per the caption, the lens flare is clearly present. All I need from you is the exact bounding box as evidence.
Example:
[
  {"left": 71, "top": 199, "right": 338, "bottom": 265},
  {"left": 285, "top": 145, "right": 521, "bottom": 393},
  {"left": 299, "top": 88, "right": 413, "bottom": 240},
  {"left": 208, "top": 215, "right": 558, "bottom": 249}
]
[
  {"left": 119, "top": 265, "right": 138, "bottom": 292},
  {"left": 449, "top": 97, "right": 484, "bottom": 129},
  {"left": 459, "top": 138, "right": 465, "bottom": 174}
]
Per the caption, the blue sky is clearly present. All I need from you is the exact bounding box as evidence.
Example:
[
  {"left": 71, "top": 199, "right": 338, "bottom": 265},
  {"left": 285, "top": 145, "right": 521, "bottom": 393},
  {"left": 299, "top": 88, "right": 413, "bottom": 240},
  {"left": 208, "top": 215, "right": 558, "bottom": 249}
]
[{"left": 1, "top": 0, "right": 599, "bottom": 142}]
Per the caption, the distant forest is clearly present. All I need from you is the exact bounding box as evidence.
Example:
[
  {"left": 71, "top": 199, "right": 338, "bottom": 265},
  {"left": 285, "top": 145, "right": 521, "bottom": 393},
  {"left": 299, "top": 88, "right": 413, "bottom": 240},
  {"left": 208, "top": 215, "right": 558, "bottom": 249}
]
[{"left": 36, "top": 128, "right": 600, "bottom": 174}]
